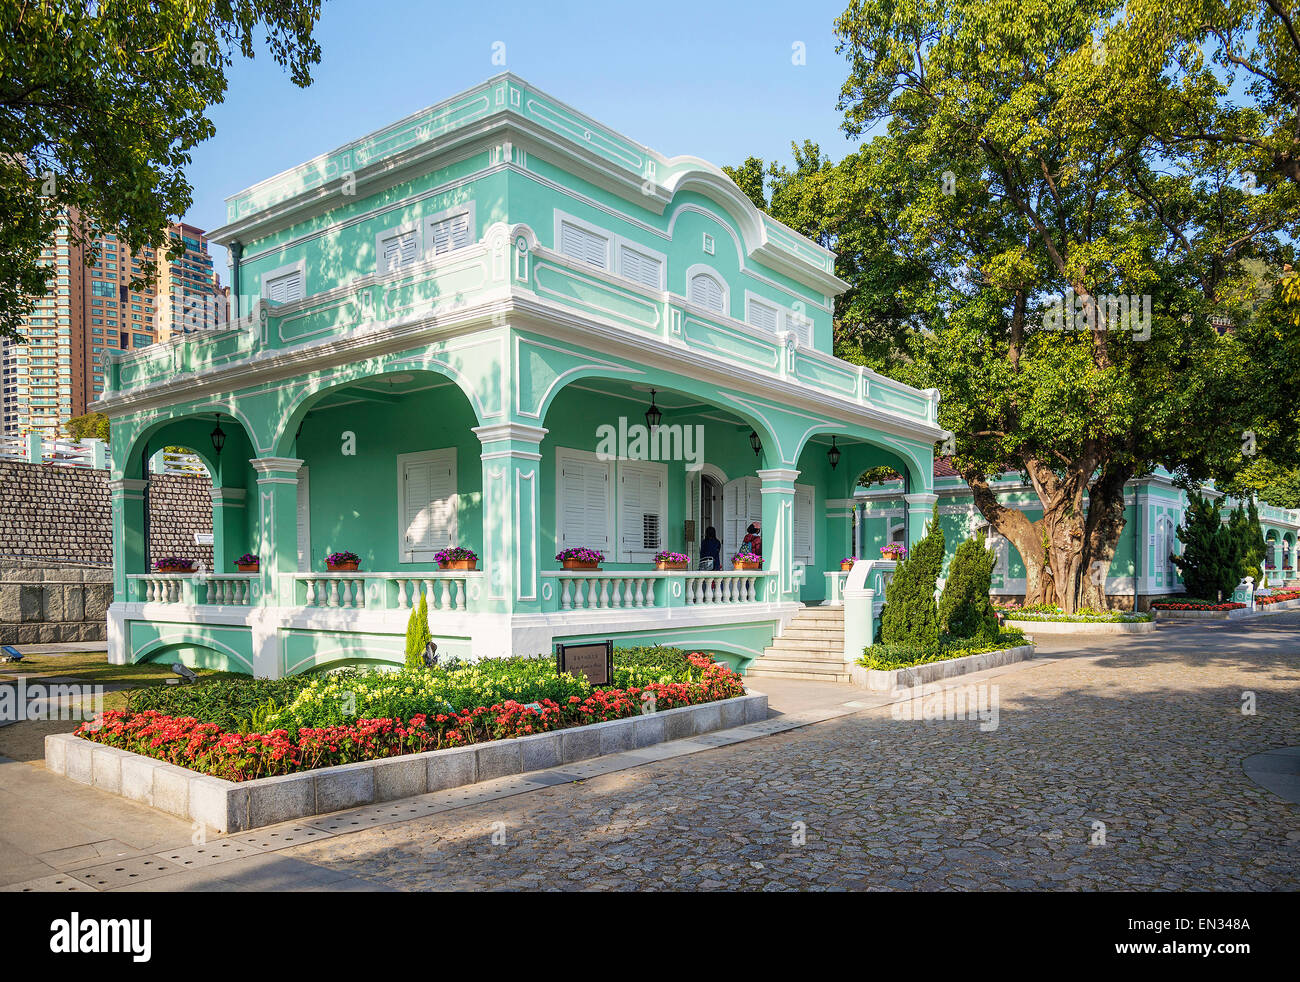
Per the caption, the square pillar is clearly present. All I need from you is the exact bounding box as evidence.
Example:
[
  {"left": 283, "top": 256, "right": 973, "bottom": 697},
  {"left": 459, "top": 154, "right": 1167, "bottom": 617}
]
[
  {"left": 210, "top": 487, "right": 248, "bottom": 572},
  {"left": 758, "top": 467, "right": 800, "bottom": 602},
  {"left": 474, "top": 423, "right": 546, "bottom": 615},
  {"left": 904, "top": 492, "right": 939, "bottom": 549},
  {"left": 108, "top": 477, "right": 148, "bottom": 603},
  {"left": 250, "top": 457, "right": 303, "bottom": 607}
]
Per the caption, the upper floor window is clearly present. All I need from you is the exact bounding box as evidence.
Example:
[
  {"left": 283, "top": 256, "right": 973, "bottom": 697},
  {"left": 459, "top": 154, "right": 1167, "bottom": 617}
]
[
  {"left": 263, "top": 262, "right": 305, "bottom": 304},
  {"left": 618, "top": 244, "right": 664, "bottom": 291},
  {"left": 746, "top": 297, "right": 779, "bottom": 333},
  {"left": 427, "top": 206, "right": 473, "bottom": 256},
  {"left": 688, "top": 270, "right": 726, "bottom": 314},
  {"left": 558, "top": 216, "right": 610, "bottom": 270},
  {"left": 377, "top": 226, "right": 420, "bottom": 274}
]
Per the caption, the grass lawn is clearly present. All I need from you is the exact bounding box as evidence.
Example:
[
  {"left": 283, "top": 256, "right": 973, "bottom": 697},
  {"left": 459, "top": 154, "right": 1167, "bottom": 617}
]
[{"left": 0, "top": 651, "right": 232, "bottom": 764}]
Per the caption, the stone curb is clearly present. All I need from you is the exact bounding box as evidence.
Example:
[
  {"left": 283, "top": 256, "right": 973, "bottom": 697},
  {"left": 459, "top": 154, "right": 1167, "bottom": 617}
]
[
  {"left": 848, "top": 643, "right": 1037, "bottom": 692},
  {"left": 45, "top": 692, "right": 768, "bottom": 834},
  {"left": 1002, "top": 618, "right": 1156, "bottom": 635}
]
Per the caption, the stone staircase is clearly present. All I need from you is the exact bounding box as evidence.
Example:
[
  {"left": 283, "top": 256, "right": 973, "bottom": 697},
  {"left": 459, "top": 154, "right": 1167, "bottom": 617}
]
[{"left": 745, "top": 605, "right": 849, "bottom": 683}]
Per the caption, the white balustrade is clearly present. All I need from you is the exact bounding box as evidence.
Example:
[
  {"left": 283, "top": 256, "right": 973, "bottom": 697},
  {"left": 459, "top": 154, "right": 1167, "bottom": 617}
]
[
  {"left": 134, "top": 574, "right": 186, "bottom": 603},
  {"left": 552, "top": 574, "right": 658, "bottom": 611},
  {"left": 393, "top": 574, "right": 473, "bottom": 611},
  {"left": 541, "top": 570, "right": 771, "bottom": 610},
  {"left": 203, "top": 574, "right": 255, "bottom": 605},
  {"left": 300, "top": 573, "right": 369, "bottom": 609},
  {"left": 682, "top": 572, "right": 763, "bottom": 605}
]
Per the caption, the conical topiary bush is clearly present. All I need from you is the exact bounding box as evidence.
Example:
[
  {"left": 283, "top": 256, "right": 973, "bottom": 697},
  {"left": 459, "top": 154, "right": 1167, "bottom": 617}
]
[{"left": 879, "top": 505, "right": 945, "bottom": 648}]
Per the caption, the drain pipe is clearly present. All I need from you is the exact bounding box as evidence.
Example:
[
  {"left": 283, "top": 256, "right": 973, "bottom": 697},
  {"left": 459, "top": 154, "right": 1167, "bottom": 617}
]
[{"left": 229, "top": 240, "right": 242, "bottom": 321}]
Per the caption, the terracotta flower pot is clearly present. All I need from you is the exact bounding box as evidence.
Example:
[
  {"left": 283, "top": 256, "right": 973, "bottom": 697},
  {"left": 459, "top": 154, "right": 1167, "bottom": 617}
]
[
  {"left": 439, "top": 559, "right": 478, "bottom": 571},
  {"left": 733, "top": 560, "right": 762, "bottom": 571},
  {"left": 840, "top": 561, "right": 854, "bottom": 571},
  {"left": 157, "top": 565, "right": 194, "bottom": 574},
  {"left": 562, "top": 559, "right": 601, "bottom": 571},
  {"left": 327, "top": 560, "right": 360, "bottom": 572},
  {"left": 656, "top": 560, "right": 688, "bottom": 570},
  {"left": 235, "top": 562, "right": 259, "bottom": 573}
]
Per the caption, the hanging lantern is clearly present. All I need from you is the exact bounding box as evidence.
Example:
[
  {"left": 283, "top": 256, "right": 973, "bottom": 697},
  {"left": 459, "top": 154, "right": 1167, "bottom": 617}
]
[
  {"left": 645, "top": 389, "right": 663, "bottom": 430},
  {"left": 827, "top": 436, "right": 841, "bottom": 470},
  {"left": 210, "top": 415, "right": 227, "bottom": 455},
  {"left": 748, "top": 429, "right": 762, "bottom": 456}
]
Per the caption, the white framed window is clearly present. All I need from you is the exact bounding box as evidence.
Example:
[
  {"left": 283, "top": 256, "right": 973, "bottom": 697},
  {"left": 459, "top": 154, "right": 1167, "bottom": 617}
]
[
  {"left": 723, "top": 476, "right": 762, "bottom": 558},
  {"left": 746, "top": 296, "right": 779, "bottom": 333},
  {"left": 784, "top": 308, "right": 813, "bottom": 347},
  {"left": 617, "top": 243, "right": 665, "bottom": 290},
  {"left": 556, "top": 448, "right": 613, "bottom": 554},
  {"left": 618, "top": 459, "right": 667, "bottom": 562},
  {"left": 555, "top": 211, "right": 611, "bottom": 270},
  {"left": 686, "top": 264, "right": 727, "bottom": 315},
  {"left": 261, "top": 260, "right": 305, "bottom": 304},
  {"left": 296, "top": 466, "right": 311, "bottom": 573},
  {"left": 703, "top": 233, "right": 715, "bottom": 255},
  {"left": 426, "top": 203, "right": 474, "bottom": 256},
  {"left": 397, "top": 448, "right": 458, "bottom": 563},
  {"left": 793, "top": 483, "right": 815, "bottom": 564},
  {"left": 376, "top": 222, "right": 421, "bottom": 275}
]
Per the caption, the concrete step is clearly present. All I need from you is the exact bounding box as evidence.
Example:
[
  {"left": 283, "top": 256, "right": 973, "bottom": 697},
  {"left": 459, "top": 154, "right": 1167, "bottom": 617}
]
[
  {"left": 746, "top": 665, "right": 852, "bottom": 683},
  {"left": 792, "top": 607, "right": 845, "bottom": 622},
  {"left": 780, "top": 626, "right": 845, "bottom": 641},
  {"left": 768, "top": 639, "right": 844, "bottom": 655},
  {"left": 753, "top": 654, "right": 849, "bottom": 673}
]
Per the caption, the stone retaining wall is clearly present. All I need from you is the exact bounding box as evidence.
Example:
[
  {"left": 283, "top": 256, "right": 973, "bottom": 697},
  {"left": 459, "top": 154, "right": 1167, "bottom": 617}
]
[{"left": 0, "top": 561, "right": 112, "bottom": 644}]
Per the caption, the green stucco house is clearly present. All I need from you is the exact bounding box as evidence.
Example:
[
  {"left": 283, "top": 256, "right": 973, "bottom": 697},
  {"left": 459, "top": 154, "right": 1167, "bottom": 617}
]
[{"left": 96, "top": 75, "right": 948, "bottom": 677}]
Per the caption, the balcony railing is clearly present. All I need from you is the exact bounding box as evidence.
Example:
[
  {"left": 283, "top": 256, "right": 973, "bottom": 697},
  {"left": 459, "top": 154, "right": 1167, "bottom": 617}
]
[
  {"left": 294, "top": 571, "right": 479, "bottom": 611},
  {"left": 127, "top": 573, "right": 256, "bottom": 605},
  {"left": 541, "top": 569, "right": 774, "bottom": 611}
]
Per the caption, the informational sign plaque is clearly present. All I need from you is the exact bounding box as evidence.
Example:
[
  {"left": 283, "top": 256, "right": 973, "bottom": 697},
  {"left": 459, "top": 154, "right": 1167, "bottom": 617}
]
[{"left": 556, "top": 640, "right": 614, "bottom": 687}]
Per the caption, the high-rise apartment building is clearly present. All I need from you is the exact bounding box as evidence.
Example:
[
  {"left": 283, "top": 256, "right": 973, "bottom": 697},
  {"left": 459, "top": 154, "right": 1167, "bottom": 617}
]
[{"left": 1, "top": 212, "right": 226, "bottom": 438}]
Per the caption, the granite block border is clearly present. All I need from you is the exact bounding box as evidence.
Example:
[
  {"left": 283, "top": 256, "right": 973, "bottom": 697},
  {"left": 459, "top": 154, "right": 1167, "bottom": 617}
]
[
  {"left": 45, "top": 692, "right": 767, "bottom": 833},
  {"left": 849, "top": 643, "right": 1037, "bottom": 692},
  {"left": 1002, "top": 617, "right": 1156, "bottom": 635}
]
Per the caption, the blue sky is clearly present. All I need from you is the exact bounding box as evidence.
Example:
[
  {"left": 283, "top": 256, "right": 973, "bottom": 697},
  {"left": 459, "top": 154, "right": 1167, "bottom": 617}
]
[{"left": 188, "top": 0, "right": 860, "bottom": 266}]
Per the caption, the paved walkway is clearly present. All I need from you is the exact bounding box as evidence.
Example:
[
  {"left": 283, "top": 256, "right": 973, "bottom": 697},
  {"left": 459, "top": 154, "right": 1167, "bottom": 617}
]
[{"left": 2, "top": 615, "right": 1297, "bottom": 890}]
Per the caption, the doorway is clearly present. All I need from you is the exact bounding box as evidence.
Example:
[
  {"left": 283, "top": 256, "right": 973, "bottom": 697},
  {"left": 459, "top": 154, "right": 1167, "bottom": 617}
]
[{"left": 701, "top": 473, "right": 721, "bottom": 568}]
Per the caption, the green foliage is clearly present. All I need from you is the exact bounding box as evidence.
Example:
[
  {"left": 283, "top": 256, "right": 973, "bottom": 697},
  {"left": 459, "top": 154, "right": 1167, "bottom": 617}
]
[
  {"left": 858, "top": 629, "right": 1028, "bottom": 671},
  {"left": 938, "top": 533, "right": 999, "bottom": 639},
  {"left": 64, "top": 412, "right": 109, "bottom": 442},
  {"left": 1171, "top": 493, "right": 1242, "bottom": 600},
  {"left": 879, "top": 506, "right": 944, "bottom": 646},
  {"left": 0, "top": 2, "right": 324, "bottom": 342},
  {"left": 1227, "top": 499, "right": 1267, "bottom": 586},
  {"left": 722, "top": 156, "right": 768, "bottom": 211},
  {"left": 404, "top": 592, "right": 432, "bottom": 670},
  {"left": 126, "top": 675, "right": 314, "bottom": 730}
]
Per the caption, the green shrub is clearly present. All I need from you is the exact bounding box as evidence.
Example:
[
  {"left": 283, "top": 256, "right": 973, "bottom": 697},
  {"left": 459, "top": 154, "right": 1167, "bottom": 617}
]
[
  {"left": 1228, "top": 499, "right": 1266, "bottom": 586},
  {"left": 858, "top": 629, "right": 1028, "bottom": 671},
  {"left": 404, "top": 592, "right": 432, "bottom": 670},
  {"left": 126, "top": 676, "right": 314, "bottom": 730},
  {"left": 879, "top": 505, "right": 944, "bottom": 647},
  {"left": 938, "top": 532, "right": 999, "bottom": 639},
  {"left": 1172, "top": 493, "right": 1245, "bottom": 601}
]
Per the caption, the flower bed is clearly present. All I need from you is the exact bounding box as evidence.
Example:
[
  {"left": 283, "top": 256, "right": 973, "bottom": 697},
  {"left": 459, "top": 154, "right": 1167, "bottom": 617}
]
[
  {"left": 1257, "top": 589, "right": 1300, "bottom": 606},
  {"left": 79, "top": 653, "right": 744, "bottom": 781},
  {"left": 857, "top": 629, "right": 1029, "bottom": 671},
  {"left": 994, "top": 602, "right": 1151, "bottom": 623},
  {"left": 1150, "top": 600, "right": 1246, "bottom": 611}
]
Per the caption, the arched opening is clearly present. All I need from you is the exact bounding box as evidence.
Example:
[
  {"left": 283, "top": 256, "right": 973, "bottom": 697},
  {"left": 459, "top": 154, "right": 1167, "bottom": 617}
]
[
  {"left": 538, "top": 376, "right": 779, "bottom": 574},
  {"left": 273, "top": 367, "right": 484, "bottom": 574}
]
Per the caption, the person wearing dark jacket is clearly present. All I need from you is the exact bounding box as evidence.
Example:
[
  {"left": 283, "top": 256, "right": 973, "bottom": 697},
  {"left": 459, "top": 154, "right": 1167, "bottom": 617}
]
[{"left": 700, "top": 526, "right": 722, "bottom": 569}]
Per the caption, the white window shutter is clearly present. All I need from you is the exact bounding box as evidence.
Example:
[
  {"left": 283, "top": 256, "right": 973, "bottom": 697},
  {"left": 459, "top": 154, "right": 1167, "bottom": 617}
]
[
  {"left": 748, "top": 299, "right": 778, "bottom": 333},
  {"left": 793, "top": 484, "right": 814, "bottom": 563},
  {"left": 266, "top": 270, "right": 303, "bottom": 303},
  {"left": 785, "top": 309, "right": 812, "bottom": 346},
  {"left": 296, "top": 466, "right": 311, "bottom": 572},
  {"left": 619, "top": 461, "right": 665, "bottom": 560},
  {"left": 560, "top": 221, "right": 608, "bottom": 269},
  {"left": 380, "top": 230, "right": 419, "bottom": 272},
  {"left": 690, "top": 273, "right": 725, "bottom": 313},
  {"left": 619, "top": 245, "right": 662, "bottom": 289},
  {"left": 559, "top": 453, "right": 612, "bottom": 552},
  {"left": 431, "top": 211, "right": 471, "bottom": 255},
  {"left": 401, "top": 449, "right": 457, "bottom": 561}
]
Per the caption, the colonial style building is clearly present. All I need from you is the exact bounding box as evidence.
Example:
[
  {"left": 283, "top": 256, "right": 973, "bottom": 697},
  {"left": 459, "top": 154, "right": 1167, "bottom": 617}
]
[
  {"left": 854, "top": 462, "right": 1300, "bottom": 608},
  {"left": 95, "top": 75, "right": 947, "bottom": 677}
]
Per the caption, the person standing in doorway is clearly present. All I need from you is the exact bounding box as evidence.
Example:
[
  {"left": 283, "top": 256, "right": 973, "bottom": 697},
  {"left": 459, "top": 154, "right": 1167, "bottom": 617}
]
[
  {"left": 743, "top": 521, "right": 762, "bottom": 557},
  {"left": 700, "top": 526, "right": 722, "bottom": 570}
]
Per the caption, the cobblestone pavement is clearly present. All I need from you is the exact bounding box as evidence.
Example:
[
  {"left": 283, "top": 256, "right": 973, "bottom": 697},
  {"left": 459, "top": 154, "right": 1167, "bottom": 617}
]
[{"left": 286, "top": 616, "right": 1300, "bottom": 890}]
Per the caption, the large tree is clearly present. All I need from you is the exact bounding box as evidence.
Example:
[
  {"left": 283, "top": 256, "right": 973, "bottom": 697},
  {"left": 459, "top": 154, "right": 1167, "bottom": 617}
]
[
  {"left": 0, "top": 1, "right": 324, "bottom": 342},
  {"left": 817, "top": 0, "right": 1298, "bottom": 610}
]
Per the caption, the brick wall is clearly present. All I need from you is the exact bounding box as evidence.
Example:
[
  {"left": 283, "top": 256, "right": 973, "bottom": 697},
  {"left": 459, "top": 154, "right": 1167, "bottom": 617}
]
[{"left": 148, "top": 473, "right": 214, "bottom": 568}]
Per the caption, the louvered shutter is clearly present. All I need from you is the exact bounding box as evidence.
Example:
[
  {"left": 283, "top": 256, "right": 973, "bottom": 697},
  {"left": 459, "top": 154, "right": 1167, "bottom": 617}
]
[
  {"left": 380, "top": 230, "right": 419, "bottom": 272},
  {"left": 793, "top": 484, "right": 814, "bottom": 563},
  {"left": 620, "top": 245, "right": 662, "bottom": 289},
  {"left": 266, "top": 270, "right": 303, "bottom": 303},
  {"left": 401, "top": 449, "right": 457, "bottom": 562},
  {"left": 748, "top": 299, "right": 779, "bottom": 333},
  {"left": 431, "top": 211, "right": 471, "bottom": 255},
  {"left": 558, "top": 453, "right": 612, "bottom": 553},
  {"left": 296, "top": 466, "right": 311, "bottom": 572},
  {"left": 619, "top": 461, "right": 665, "bottom": 560},
  {"left": 689, "top": 273, "right": 725, "bottom": 313},
  {"left": 785, "top": 309, "right": 813, "bottom": 347},
  {"left": 560, "top": 221, "right": 608, "bottom": 269}
]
